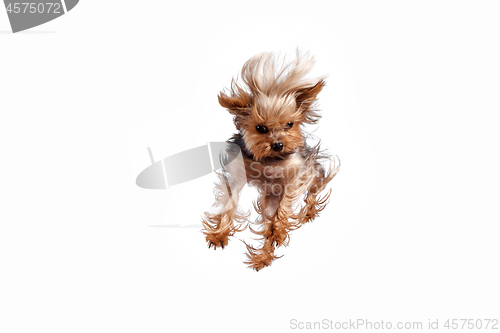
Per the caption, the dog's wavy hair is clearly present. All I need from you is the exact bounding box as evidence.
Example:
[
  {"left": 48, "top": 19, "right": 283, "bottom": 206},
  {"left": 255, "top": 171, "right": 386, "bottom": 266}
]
[{"left": 218, "top": 51, "right": 326, "bottom": 129}]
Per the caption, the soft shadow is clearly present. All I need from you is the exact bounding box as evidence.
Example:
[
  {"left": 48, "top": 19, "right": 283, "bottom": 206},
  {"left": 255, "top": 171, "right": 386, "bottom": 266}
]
[
  {"left": 0, "top": 30, "right": 56, "bottom": 34},
  {"left": 150, "top": 224, "right": 202, "bottom": 228}
]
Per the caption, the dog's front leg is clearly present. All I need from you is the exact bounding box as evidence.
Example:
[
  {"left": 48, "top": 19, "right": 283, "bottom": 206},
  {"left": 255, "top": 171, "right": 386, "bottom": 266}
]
[
  {"left": 244, "top": 193, "right": 281, "bottom": 271},
  {"left": 244, "top": 185, "right": 300, "bottom": 271},
  {"left": 202, "top": 168, "right": 247, "bottom": 250}
]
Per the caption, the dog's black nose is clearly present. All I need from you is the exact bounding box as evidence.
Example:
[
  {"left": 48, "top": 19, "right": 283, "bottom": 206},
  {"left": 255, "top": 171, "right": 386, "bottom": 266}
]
[{"left": 272, "top": 142, "right": 284, "bottom": 152}]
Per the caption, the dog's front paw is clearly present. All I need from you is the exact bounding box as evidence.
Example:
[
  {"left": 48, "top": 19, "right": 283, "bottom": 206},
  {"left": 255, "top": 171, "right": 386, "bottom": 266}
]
[
  {"left": 246, "top": 253, "right": 274, "bottom": 271},
  {"left": 243, "top": 242, "right": 279, "bottom": 271},
  {"left": 205, "top": 231, "right": 230, "bottom": 250}
]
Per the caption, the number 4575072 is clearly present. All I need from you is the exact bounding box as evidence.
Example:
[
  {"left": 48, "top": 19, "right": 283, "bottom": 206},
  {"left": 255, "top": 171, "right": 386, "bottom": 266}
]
[{"left": 5, "top": 3, "right": 61, "bottom": 14}]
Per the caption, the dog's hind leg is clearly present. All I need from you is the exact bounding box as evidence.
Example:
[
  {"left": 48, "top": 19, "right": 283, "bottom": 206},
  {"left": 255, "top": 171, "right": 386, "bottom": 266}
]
[{"left": 297, "top": 159, "right": 339, "bottom": 224}]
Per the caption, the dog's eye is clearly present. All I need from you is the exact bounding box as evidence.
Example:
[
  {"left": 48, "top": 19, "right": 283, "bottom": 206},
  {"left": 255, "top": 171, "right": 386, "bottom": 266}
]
[
  {"left": 286, "top": 122, "right": 294, "bottom": 129},
  {"left": 256, "top": 125, "right": 268, "bottom": 134}
]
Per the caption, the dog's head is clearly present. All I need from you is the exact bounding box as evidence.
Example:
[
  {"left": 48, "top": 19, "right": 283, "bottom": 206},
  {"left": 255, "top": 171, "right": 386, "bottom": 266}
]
[{"left": 218, "top": 52, "right": 325, "bottom": 161}]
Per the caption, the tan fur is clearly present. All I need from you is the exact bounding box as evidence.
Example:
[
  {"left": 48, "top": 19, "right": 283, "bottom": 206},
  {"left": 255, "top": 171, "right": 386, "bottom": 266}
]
[{"left": 203, "top": 52, "right": 340, "bottom": 271}]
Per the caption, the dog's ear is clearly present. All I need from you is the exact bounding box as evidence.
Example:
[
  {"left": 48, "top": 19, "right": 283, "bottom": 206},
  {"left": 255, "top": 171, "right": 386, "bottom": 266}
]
[
  {"left": 294, "top": 80, "right": 325, "bottom": 124},
  {"left": 218, "top": 92, "right": 251, "bottom": 116},
  {"left": 295, "top": 80, "right": 325, "bottom": 109}
]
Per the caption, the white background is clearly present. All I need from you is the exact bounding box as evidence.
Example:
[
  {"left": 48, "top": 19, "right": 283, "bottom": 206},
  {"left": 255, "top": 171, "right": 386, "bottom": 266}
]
[{"left": 1, "top": 1, "right": 499, "bottom": 332}]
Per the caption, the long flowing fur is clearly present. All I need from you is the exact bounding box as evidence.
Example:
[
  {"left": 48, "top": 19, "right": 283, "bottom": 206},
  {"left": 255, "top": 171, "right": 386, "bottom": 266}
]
[{"left": 203, "top": 51, "right": 340, "bottom": 271}]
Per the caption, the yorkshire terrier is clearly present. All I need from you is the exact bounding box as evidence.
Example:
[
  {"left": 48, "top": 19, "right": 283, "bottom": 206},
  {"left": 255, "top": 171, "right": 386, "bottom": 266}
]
[{"left": 202, "top": 52, "right": 340, "bottom": 271}]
